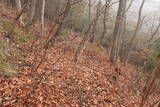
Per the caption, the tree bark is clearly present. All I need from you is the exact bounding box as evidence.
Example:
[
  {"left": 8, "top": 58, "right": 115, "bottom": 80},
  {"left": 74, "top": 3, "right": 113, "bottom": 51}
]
[
  {"left": 110, "top": 0, "right": 126, "bottom": 64},
  {"left": 41, "top": 0, "right": 46, "bottom": 36},
  {"left": 15, "top": 0, "right": 23, "bottom": 24},
  {"left": 28, "top": 0, "right": 37, "bottom": 26},
  {"left": 88, "top": 0, "right": 91, "bottom": 20}
]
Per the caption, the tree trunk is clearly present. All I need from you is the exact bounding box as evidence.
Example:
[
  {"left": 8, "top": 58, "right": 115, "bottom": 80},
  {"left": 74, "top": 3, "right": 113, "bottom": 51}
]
[
  {"left": 15, "top": 0, "right": 23, "bottom": 24},
  {"left": 100, "top": 0, "right": 108, "bottom": 44},
  {"left": 90, "top": 0, "right": 101, "bottom": 43},
  {"left": 88, "top": 0, "right": 91, "bottom": 20},
  {"left": 110, "top": 0, "right": 126, "bottom": 64},
  {"left": 41, "top": 0, "right": 46, "bottom": 36},
  {"left": 73, "top": 1, "right": 111, "bottom": 63},
  {"left": 48, "top": 0, "right": 71, "bottom": 45},
  {"left": 28, "top": 0, "right": 36, "bottom": 26}
]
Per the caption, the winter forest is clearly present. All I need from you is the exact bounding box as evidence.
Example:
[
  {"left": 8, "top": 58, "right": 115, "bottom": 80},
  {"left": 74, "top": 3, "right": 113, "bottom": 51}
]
[{"left": 0, "top": 0, "right": 160, "bottom": 106}]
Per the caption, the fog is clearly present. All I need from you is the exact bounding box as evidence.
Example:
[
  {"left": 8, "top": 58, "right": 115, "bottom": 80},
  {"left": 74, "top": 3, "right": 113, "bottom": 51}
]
[
  {"left": 145, "top": 0, "right": 160, "bottom": 11},
  {"left": 100, "top": 0, "right": 160, "bottom": 15}
]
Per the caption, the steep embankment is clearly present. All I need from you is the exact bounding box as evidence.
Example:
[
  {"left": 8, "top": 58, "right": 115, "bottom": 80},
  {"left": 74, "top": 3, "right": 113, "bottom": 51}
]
[{"left": 0, "top": 3, "right": 155, "bottom": 107}]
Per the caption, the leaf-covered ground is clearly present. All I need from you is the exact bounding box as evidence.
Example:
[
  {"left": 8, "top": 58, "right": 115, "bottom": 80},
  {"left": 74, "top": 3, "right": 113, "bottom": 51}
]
[
  {"left": 0, "top": 35, "right": 139, "bottom": 106},
  {"left": 0, "top": 3, "right": 159, "bottom": 107}
]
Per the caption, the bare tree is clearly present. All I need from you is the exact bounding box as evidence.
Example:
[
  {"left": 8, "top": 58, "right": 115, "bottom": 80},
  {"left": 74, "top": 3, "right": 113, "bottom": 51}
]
[
  {"left": 100, "top": 0, "right": 112, "bottom": 44},
  {"left": 15, "top": 0, "right": 23, "bottom": 24},
  {"left": 125, "top": 0, "right": 134, "bottom": 12},
  {"left": 27, "top": 0, "right": 37, "bottom": 26},
  {"left": 90, "top": 0, "right": 102, "bottom": 42},
  {"left": 139, "top": 65, "right": 160, "bottom": 107},
  {"left": 148, "top": 18, "right": 160, "bottom": 45},
  {"left": 110, "top": 0, "right": 127, "bottom": 64},
  {"left": 73, "top": 2, "right": 108, "bottom": 62},
  {"left": 41, "top": 0, "right": 46, "bottom": 36},
  {"left": 119, "top": 0, "right": 134, "bottom": 61},
  {"left": 88, "top": 0, "right": 91, "bottom": 20},
  {"left": 47, "top": 0, "right": 73, "bottom": 45},
  {"left": 31, "top": 0, "right": 73, "bottom": 73},
  {"left": 5, "top": 0, "right": 29, "bottom": 41},
  {"left": 124, "top": 0, "right": 146, "bottom": 63},
  {"left": 73, "top": 18, "right": 95, "bottom": 63}
]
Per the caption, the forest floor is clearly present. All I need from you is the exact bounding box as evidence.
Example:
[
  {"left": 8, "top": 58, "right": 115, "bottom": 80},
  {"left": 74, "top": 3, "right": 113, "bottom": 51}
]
[{"left": 0, "top": 3, "right": 159, "bottom": 107}]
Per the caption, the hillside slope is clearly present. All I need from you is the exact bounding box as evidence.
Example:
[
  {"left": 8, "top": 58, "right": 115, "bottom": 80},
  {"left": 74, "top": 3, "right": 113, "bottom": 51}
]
[
  {"left": 0, "top": 3, "right": 158, "bottom": 107},
  {"left": 0, "top": 36, "right": 140, "bottom": 106}
]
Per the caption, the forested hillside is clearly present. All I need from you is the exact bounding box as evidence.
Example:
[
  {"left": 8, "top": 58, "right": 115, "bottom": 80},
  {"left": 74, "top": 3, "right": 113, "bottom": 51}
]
[{"left": 0, "top": 0, "right": 160, "bottom": 107}]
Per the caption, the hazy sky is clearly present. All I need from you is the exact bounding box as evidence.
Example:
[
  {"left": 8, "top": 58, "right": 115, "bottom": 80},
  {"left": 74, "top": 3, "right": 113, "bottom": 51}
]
[
  {"left": 108, "top": 0, "right": 160, "bottom": 31},
  {"left": 145, "top": 0, "right": 160, "bottom": 11},
  {"left": 127, "top": 0, "right": 160, "bottom": 20},
  {"left": 110, "top": 0, "right": 160, "bottom": 13},
  {"left": 100, "top": 0, "right": 160, "bottom": 22}
]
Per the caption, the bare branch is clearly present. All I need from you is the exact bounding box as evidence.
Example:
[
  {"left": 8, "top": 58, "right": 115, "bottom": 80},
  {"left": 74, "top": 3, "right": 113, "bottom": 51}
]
[
  {"left": 125, "top": 0, "right": 134, "bottom": 12},
  {"left": 149, "top": 17, "right": 160, "bottom": 42}
]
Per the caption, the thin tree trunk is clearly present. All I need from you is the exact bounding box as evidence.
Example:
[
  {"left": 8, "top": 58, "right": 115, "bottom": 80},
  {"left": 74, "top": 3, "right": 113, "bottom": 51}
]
[
  {"left": 48, "top": 0, "right": 71, "bottom": 45},
  {"left": 100, "top": 0, "right": 110, "bottom": 44},
  {"left": 32, "top": 0, "right": 72, "bottom": 73},
  {"left": 148, "top": 18, "right": 160, "bottom": 45},
  {"left": 120, "top": 0, "right": 134, "bottom": 61},
  {"left": 28, "top": 0, "right": 36, "bottom": 26},
  {"left": 125, "top": 0, "right": 134, "bottom": 12},
  {"left": 88, "top": 0, "right": 91, "bottom": 20},
  {"left": 90, "top": 0, "right": 101, "bottom": 43},
  {"left": 73, "top": 18, "right": 95, "bottom": 62},
  {"left": 15, "top": 0, "right": 23, "bottom": 24},
  {"left": 73, "top": 2, "right": 106, "bottom": 63},
  {"left": 41, "top": 0, "right": 46, "bottom": 36},
  {"left": 90, "top": 17, "right": 98, "bottom": 42},
  {"left": 124, "top": 0, "right": 146, "bottom": 63}
]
